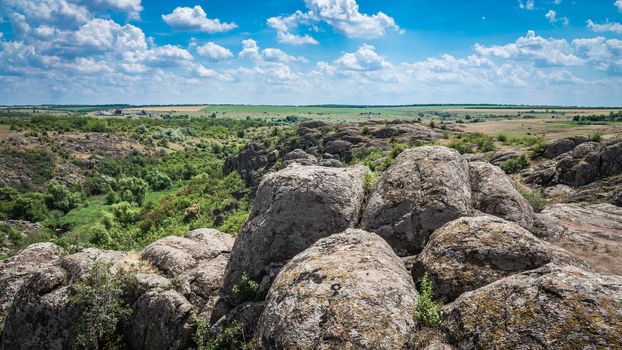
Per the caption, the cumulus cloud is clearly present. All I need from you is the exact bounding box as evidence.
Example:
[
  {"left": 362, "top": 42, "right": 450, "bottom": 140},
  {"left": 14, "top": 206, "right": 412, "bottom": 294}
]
[
  {"left": 162, "top": 6, "right": 237, "bottom": 33},
  {"left": 239, "top": 39, "right": 260, "bottom": 60},
  {"left": 545, "top": 10, "right": 557, "bottom": 23},
  {"left": 474, "top": 30, "right": 583, "bottom": 67},
  {"left": 266, "top": 0, "right": 399, "bottom": 44},
  {"left": 616, "top": 0, "right": 622, "bottom": 13},
  {"left": 77, "top": 0, "right": 143, "bottom": 19},
  {"left": 587, "top": 19, "right": 622, "bottom": 34},
  {"left": 196, "top": 42, "right": 233, "bottom": 61},
  {"left": 519, "top": 0, "right": 535, "bottom": 10},
  {"left": 333, "top": 44, "right": 391, "bottom": 71},
  {"left": 572, "top": 37, "right": 622, "bottom": 75}
]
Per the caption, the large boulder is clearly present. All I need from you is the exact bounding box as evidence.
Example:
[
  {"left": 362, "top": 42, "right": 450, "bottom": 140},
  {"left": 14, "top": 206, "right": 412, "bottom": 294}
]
[
  {"left": 0, "top": 243, "right": 63, "bottom": 331},
  {"left": 1, "top": 248, "right": 125, "bottom": 350},
  {"left": 442, "top": 264, "right": 622, "bottom": 349},
  {"left": 412, "top": 216, "right": 590, "bottom": 302},
  {"left": 139, "top": 229, "right": 233, "bottom": 319},
  {"left": 255, "top": 229, "right": 418, "bottom": 350},
  {"left": 543, "top": 136, "right": 588, "bottom": 159},
  {"left": 220, "top": 164, "right": 367, "bottom": 306},
  {"left": 361, "top": 146, "right": 472, "bottom": 256},
  {"left": 469, "top": 162, "right": 535, "bottom": 229}
]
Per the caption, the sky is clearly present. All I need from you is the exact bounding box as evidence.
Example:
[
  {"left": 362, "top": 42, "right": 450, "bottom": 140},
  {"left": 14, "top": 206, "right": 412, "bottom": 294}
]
[{"left": 0, "top": 0, "right": 621, "bottom": 106}]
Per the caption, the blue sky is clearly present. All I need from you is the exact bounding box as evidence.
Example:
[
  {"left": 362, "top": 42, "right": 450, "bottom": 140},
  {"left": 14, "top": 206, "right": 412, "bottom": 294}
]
[{"left": 1, "top": 0, "right": 621, "bottom": 106}]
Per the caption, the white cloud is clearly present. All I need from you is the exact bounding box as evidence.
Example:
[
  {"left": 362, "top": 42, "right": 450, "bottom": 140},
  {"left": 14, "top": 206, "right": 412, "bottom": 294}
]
[
  {"left": 519, "top": 0, "right": 535, "bottom": 10},
  {"left": 266, "top": 0, "right": 400, "bottom": 43},
  {"left": 305, "top": 0, "right": 400, "bottom": 38},
  {"left": 277, "top": 31, "right": 319, "bottom": 45},
  {"left": 77, "top": 0, "right": 143, "bottom": 19},
  {"left": 474, "top": 30, "right": 583, "bottom": 67},
  {"left": 193, "top": 64, "right": 219, "bottom": 78},
  {"left": 239, "top": 39, "right": 260, "bottom": 60},
  {"left": 545, "top": 10, "right": 557, "bottom": 23},
  {"left": 572, "top": 37, "right": 622, "bottom": 75},
  {"left": 587, "top": 19, "right": 622, "bottom": 34},
  {"left": 162, "top": 6, "right": 237, "bottom": 33},
  {"left": 554, "top": 0, "right": 562, "bottom": 4},
  {"left": 329, "top": 44, "right": 392, "bottom": 72},
  {"left": 263, "top": 48, "right": 307, "bottom": 63},
  {"left": 616, "top": 0, "right": 622, "bottom": 13},
  {"left": 196, "top": 42, "right": 233, "bottom": 61}
]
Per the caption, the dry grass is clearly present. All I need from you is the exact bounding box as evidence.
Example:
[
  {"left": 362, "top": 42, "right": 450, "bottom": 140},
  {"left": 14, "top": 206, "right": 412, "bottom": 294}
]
[{"left": 125, "top": 105, "right": 209, "bottom": 112}]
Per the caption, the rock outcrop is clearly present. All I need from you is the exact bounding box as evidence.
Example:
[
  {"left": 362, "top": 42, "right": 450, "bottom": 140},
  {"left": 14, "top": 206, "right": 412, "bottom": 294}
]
[
  {"left": 442, "top": 264, "right": 622, "bottom": 349},
  {"left": 537, "top": 203, "right": 622, "bottom": 275},
  {"left": 224, "top": 120, "right": 442, "bottom": 188},
  {"left": 255, "top": 229, "right": 418, "bottom": 350},
  {"left": 412, "top": 216, "right": 589, "bottom": 302},
  {"left": 1, "top": 229, "right": 233, "bottom": 350},
  {"left": 361, "top": 146, "right": 472, "bottom": 255},
  {"left": 0, "top": 243, "right": 63, "bottom": 332},
  {"left": 468, "top": 162, "right": 535, "bottom": 230},
  {"left": 542, "top": 136, "right": 588, "bottom": 159},
  {"left": 525, "top": 139, "right": 622, "bottom": 188},
  {"left": 220, "top": 164, "right": 367, "bottom": 307}
]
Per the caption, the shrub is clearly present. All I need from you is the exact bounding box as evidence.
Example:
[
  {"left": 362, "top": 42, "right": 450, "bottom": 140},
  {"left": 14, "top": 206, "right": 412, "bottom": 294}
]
[
  {"left": 110, "top": 202, "right": 141, "bottom": 225},
  {"left": 11, "top": 194, "right": 48, "bottom": 221},
  {"left": 232, "top": 272, "right": 259, "bottom": 302},
  {"left": 496, "top": 133, "right": 508, "bottom": 143},
  {"left": 194, "top": 318, "right": 252, "bottom": 350},
  {"left": 518, "top": 186, "right": 547, "bottom": 213},
  {"left": 414, "top": 273, "right": 443, "bottom": 328},
  {"left": 145, "top": 171, "right": 173, "bottom": 191},
  {"left": 45, "top": 180, "right": 81, "bottom": 213},
  {"left": 70, "top": 262, "right": 136, "bottom": 350},
  {"left": 529, "top": 141, "right": 546, "bottom": 160},
  {"left": 590, "top": 131, "right": 603, "bottom": 142},
  {"left": 118, "top": 177, "right": 149, "bottom": 206},
  {"left": 0, "top": 186, "right": 18, "bottom": 201},
  {"left": 363, "top": 171, "right": 379, "bottom": 194},
  {"left": 499, "top": 154, "right": 531, "bottom": 174}
]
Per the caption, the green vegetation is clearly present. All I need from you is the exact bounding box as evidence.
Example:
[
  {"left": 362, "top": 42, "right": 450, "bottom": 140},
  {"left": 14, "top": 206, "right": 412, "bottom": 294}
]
[
  {"left": 194, "top": 318, "right": 252, "bottom": 350},
  {"left": 518, "top": 186, "right": 547, "bottom": 213},
  {"left": 414, "top": 273, "right": 443, "bottom": 328},
  {"left": 70, "top": 261, "right": 137, "bottom": 349},
  {"left": 447, "top": 133, "right": 496, "bottom": 154},
  {"left": 499, "top": 154, "right": 531, "bottom": 174},
  {"left": 232, "top": 272, "right": 260, "bottom": 302},
  {"left": 0, "top": 113, "right": 274, "bottom": 257}
]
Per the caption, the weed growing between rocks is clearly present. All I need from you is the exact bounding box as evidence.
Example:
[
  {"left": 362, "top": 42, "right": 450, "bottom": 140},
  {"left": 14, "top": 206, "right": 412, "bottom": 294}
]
[
  {"left": 232, "top": 272, "right": 259, "bottom": 302},
  {"left": 194, "top": 318, "right": 252, "bottom": 350},
  {"left": 518, "top": 186, "right": 547, "bottom": 213},
  {"left": 414, "top": 273, "right": 443, "bottom": 329}
]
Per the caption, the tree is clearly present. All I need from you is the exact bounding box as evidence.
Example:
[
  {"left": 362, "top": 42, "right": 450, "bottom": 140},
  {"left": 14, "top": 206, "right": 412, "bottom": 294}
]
[
  {"left": 45, "top": 180, "right": 81, "bottom": 213},
  {"left": 118, "top": 177, "right": 149, "bottom": 206},
  {"left": 11, "top": 194, "right": 48, "bottom": 221},
  {"left": 145, "top": 171, "right": 172, "bottom": 191}
]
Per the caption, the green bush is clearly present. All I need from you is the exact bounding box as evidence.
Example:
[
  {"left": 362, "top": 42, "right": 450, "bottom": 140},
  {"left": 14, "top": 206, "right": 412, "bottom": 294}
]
[
  {"left": 70, "top": 262, "right": 136, "bottom": 349},
  {"left": 590, "top": 131, "right": 603, "bottom": 142},
  {"left": 194, "top": 318, "right": 252, "bottom": 350},
  {"left": 145, "top": 171, "right": 173, "bottom": 191},
  {"left": 118, "top": 177, "right": 149, "bottom": 206},
  {"left": 11, "top": 194, "right": 48, "bottom": 221},
  {"left": 45, "top": 180, "right": 82, "bottom": 213},
  {"left": 0, "top": 186, "right": 18, "bottom": 201},
  {"left": 414, "top": 273, "right": 443, "bottom": 328},
  {"left": 518, "top": 186, "right": 547, "bottom": 213},
  {"left": 499, "top": 154, "right": 531, "bottom": 174},
  {"left": 363, "top": 171, "right": 379, "bottom": 194},
  {"left": 496, "top": 133, "right": 508, "bottom": 143},
  {"left": 110, "top": 202, "right": 141, "bottom": 225},
  {"left": 232, "top": 272, "right": 259, "bottom": 302}
]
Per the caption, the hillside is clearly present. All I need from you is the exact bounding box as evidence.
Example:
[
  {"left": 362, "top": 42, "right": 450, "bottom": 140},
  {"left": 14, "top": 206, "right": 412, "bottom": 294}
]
[{"left": 0, "top": 110, "right": 621, "bottom": 349}]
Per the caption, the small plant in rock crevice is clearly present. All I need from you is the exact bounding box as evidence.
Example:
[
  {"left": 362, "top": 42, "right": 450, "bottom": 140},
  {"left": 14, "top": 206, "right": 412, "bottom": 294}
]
[
  {"left": 232, "top": 272, "right": 259, "bottom": 302},
  {"left": 414, "top": 272, "right": 443, "bottom": 329}
]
